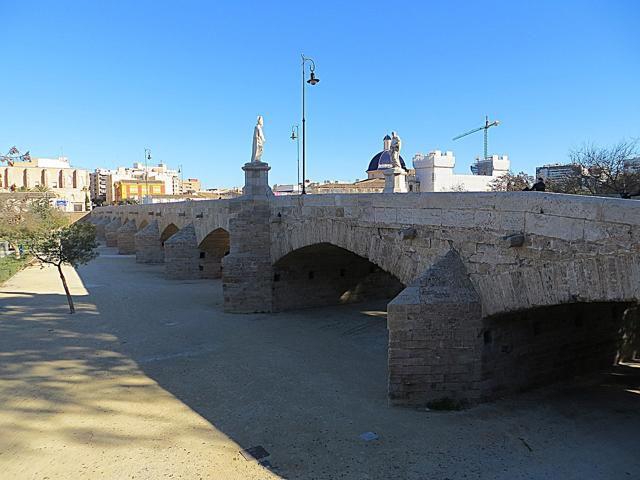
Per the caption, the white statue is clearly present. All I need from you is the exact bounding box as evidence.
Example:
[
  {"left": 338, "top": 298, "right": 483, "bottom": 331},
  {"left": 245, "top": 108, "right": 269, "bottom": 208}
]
[
  {"left": 251, "top": 115, "right": 266, "bottom": 163},
  {"left": 390, "top": 131, "right": 402, "bottom": 169}
]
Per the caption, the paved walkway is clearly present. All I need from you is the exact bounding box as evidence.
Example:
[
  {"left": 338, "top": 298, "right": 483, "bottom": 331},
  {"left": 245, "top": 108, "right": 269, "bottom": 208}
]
[{"left": 1, "top": 246, "right": 639, "bottom": 479}]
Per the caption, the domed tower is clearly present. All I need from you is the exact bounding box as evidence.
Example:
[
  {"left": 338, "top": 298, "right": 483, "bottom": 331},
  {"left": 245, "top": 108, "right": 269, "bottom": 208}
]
[{"left": 367, "top": 134, "right": 407, "bottom": 179}]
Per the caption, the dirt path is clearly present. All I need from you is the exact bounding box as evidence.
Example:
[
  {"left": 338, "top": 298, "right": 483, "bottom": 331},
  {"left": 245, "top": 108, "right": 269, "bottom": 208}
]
[{"left": 1, "top": 246, "right": 639, "bottom": 479}]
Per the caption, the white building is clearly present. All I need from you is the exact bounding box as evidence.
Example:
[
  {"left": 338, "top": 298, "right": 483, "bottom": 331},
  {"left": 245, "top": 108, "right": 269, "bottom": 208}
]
[
  {"left": 413, "top": 151, "right": 510, "bottom": 192},
  {"left": 536, "top": 163, "right": 583, "bottom": 182}
]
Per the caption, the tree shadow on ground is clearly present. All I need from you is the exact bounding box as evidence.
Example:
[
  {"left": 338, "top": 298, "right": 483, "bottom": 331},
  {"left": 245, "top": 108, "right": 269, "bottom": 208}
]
[{"left": 2, "top": 252, "right": 640, "bottom": 480}]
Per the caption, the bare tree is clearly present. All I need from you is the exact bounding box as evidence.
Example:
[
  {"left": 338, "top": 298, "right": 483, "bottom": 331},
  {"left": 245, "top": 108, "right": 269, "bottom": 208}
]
[
  {"left": 545, "top": 169, "right": 587, "bottom": 195},
  {"left": 570, "top": 139, "right": 640, "bottom": 198}
]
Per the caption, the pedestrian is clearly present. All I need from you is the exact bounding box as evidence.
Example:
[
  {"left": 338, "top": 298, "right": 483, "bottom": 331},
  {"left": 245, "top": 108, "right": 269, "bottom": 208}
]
[{"left": 530, "top": 177, "right": 546, "bottom": 191}]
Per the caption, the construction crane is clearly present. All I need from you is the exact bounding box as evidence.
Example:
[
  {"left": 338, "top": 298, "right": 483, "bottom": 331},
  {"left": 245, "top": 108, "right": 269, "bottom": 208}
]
[{"left": 452, "top": 116, "right": 500, "bottom": 161}]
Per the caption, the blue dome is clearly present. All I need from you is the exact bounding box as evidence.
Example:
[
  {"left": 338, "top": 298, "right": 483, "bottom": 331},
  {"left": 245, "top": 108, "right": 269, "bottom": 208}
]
[{"left": 368, "top": 150, "right": 407, "bottom": 171}]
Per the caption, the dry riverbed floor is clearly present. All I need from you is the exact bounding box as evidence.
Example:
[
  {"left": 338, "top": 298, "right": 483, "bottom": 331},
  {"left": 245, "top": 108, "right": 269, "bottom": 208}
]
[{"left": 1, "top": 245, "right": 639, "bottom": 479}]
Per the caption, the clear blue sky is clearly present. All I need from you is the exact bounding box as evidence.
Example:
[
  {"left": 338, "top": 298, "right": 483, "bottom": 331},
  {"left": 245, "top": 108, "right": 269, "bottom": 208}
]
[{"left": 1, "top": 0, "right": 638, "bottom": 188}]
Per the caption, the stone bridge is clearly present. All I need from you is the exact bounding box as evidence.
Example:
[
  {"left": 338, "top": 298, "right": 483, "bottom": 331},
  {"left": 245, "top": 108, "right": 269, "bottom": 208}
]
[{"left": 91, "top": 162, "right": 640, "bottom": 407}]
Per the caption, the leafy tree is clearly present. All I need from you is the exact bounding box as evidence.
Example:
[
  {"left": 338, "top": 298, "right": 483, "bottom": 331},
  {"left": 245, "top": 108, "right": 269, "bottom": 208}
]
[
  {"left": 489, "top": 171, "right": 533, "bottom": 191},
  {"left": 91, "top": 195, "right": 106, "bottom": 207},
  {"left": 1, "top": 194, "right": 97, "bottom": 313},
  {"left": 570, "top": 139, "right": 640, "bottom": 198},
  {"left": 0, "top": 193, "right": 67, "bottom": 253},
  {"left": 24, "top": 222, "right": 98, "bottom": 313}
]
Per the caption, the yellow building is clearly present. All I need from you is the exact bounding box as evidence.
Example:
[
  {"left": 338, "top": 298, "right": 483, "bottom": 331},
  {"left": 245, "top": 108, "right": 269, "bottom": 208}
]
[
  {"left": 114, "top": 179, "right": 165, "bottom": 202},
  {"left": 180, "top": 178, "right": 201, "bottom": 194}
]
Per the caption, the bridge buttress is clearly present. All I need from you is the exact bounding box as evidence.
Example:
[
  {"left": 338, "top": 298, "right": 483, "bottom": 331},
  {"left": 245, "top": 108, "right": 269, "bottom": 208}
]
[
  {"left": 117, "top": 219, "right": 137, "bottom": 255},
  {"left": 222, "top": 162, "right": 274, "bottom": 313},
  {"left": 388, "top": 250, "right": 483, "bottom": 407},
  {"left": 134, "top": 220, "right": 164, "bottom": 263}
]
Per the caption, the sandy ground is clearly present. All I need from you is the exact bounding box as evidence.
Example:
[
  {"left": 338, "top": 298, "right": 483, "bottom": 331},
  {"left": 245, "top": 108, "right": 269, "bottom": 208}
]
[{"left": 0, "top": 245, "right": 639, "bottom": 480}]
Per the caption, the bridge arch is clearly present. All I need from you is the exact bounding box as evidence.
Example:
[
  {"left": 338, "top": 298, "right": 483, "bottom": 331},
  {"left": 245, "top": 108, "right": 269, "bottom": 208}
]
[
  {"left": 272, "top": 219, "right": 434, "bottom": 286},
  {"left": 388, "top": 249, "right": 640, "bottom": 406},
  {"left": 197, "top": 227, "right": 230, "bottom": 279},
  {"left": 272, "top": 241, "right": 404, "bottom": 312},
  {"left": 160, "top": 223, "right": 179, "bottom": 246},
  {"left": 473, "top": 253, "right": 640, "bottom": 317}
]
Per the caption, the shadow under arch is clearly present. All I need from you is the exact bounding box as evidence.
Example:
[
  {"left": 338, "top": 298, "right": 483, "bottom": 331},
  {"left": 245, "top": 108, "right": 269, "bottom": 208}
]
[
  {"left": 197, "top": 227, "right": 230, "bottom": 279},
  {"left": 273, "top": 219, "right": 424, "bottom": 286},
  {"left": 272, "top": 242, "right": 405, "bottom": 312},
  {"left": 387, "top": 249, "right": 640, "bottom": 406},
  {"left": 159, "top": 223, "right": 179, "bottom": 247},
  {"left": 481, "top": 301, "right": 639, "bottom": 399}
]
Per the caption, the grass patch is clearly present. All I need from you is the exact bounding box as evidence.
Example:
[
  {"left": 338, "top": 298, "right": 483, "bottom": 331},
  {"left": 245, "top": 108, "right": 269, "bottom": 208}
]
[{"left": 0, "top": 255, "right": 30, "bottom": 284}]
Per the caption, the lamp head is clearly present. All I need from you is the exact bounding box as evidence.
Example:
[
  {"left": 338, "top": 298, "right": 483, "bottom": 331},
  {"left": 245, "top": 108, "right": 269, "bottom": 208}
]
[{"left": 307, "top": 71, "right": 320, "bottom": 85}]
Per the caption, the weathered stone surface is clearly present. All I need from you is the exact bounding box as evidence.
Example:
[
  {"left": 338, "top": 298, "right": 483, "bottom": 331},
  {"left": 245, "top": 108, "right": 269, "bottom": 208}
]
[
  {"left": 104, "top": 218, "right": 122, "bottom": 247},
  {"left": 164, "top": 223, "right": 200, "bottom": 280},
  {"left": 117, "top": 220, "right": 137, "bottom": 255},
  {"left": 134, "top": 219, "right": 164, "bottom": 263},
  {"left": 198, "top": 228, "right": 229, "bottom": 279},
  {"left": 223, "top": 199, "right": 273, "bottom": 313},
  {"left": 94, "top": 217, "right": 110, "bottom": 241},
  {"left": 91, "top": 190, "right": 640, "bottom": 406},
  {"left": 388, "top": 250, "right": 483, "bottom": 406}
]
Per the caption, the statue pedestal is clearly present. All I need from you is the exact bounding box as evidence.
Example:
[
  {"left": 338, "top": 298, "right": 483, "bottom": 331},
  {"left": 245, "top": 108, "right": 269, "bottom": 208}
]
[
  {"left": 224, "top": 161, "right": 273, "bottom": 313},
  {"left": 383, "top": 167, "right": 408, "bottom": 193},
  {"left": 242, "top": 162, "right": 273, "bottom": 198}
]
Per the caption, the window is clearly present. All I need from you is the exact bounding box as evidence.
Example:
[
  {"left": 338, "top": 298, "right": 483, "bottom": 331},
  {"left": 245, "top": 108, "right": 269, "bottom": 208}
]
[{"left": 73, "top": 203, "right": 83, "bottom": 212}]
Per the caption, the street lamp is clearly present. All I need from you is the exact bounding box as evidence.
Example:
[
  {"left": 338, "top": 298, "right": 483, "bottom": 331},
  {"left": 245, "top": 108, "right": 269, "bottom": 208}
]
[
  {"left": 301, "top": 54, "right": 320, "bottom": 194},
  {"left": 290, "top": 125, "right": 300, "bottom": 193},
  {"left": 144, "top": 148, "right": 151, "bottom": 204}
]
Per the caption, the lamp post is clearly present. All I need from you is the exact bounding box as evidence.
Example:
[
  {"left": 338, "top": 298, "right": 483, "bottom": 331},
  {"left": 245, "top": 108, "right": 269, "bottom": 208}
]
[
  {"left": 144, "top": 148, "right": 151, "bottom": 204},
  {"left": 290, "top": 125, "right": 300, "bottom": 192},
  {"left": 301, "top": 54, "right": 320, "bottom": 195}
]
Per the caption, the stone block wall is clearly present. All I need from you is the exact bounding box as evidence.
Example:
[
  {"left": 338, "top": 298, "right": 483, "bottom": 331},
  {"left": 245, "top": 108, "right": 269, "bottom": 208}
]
[
  {"left": 387, "top": 251, "right": 483, "bottom": 406},
  {"left": 223, "top": 199, "right": 273, "bottom": 313},
  {"left": 117, "top": 220, "right": 137, "bottom": 255},
  {"left": 619, "top": 306, "right": 640, "bottom": 362},
  {"left": 198, "top": 228, "right": 230, "bottom": 279},
  {"left": 104, "top": 218, "right": 122, "bottom": 247},
  {"left": 273, "top": 243, "right": 404, "bottom": 311},
  {"left": 135, "top": 220, "right": 164, "bottom": 263},
  {"left": 92, "top": 191, "right": 640, "bottom": 406},
  {"left": 481, "top": 302, "right": 634, "bottom": 399},
  {"left": 164, "top": 223, "right": 200, "bottom": 280},
  {"left": 95, "top": 217, "right": 108, "bottom": 241}
]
